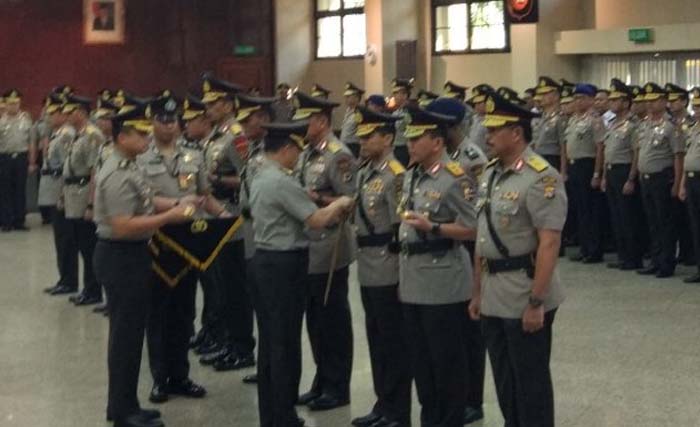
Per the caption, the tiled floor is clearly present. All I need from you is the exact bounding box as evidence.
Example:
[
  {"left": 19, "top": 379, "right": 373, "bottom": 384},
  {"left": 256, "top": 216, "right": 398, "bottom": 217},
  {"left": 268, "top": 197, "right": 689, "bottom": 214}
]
[{"left": 2, "top": 215, "right": 700, "bottom": 426}]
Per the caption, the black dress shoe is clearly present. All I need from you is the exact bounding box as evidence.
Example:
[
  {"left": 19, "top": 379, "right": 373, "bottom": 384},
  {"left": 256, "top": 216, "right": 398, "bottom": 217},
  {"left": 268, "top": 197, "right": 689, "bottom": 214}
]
[
  {"left": 242, "top": 374, "right": 258, "bottom": 384},
  {"left": 214, "top": 353, "right": 255, "bottom": 371},
  {"left": 108, "top": 408, "right": 162, "bottom": 422},
  {"left": 114, "top": 413, "right": 164, "bottom": 427},
  {"left": 297, "top": 390, "right": 321, "bottom": 405},
  {"left": 463, "top": 406, "right": 484, "bottom": 424},
  {"left": 168, "top": 378, "right": 206, "bottom": 398},
  {"left": 68, "top": 293, "right": 85, "bottom": 304},
  {"left": 655, "top": 270, "right": 674, "bottom": 278},
  {"left": 195, "top": 340, "right": 223, "bottom": 355},
  {"left": 568, "top": 253, "right": 585, "bottom": 262},
  {"left": 369, "top": 418, "right": 401, "bottom": 427},
  {"left": 199, "top": 348, "right": 229, "bottom": 366},
  {"left": 74, "top": 295, "right": 103, "bottom": 306},
  {"left": 637, "top": 265, "right": 659, "bottom": 275},
  {"left": 44, "top": 284, "right": 60, "bottom": 294},
  {"left": 582, "top": 256, "right": 603, "bottom": 264},
  {"left": 683, "top": 273, "right": 700, "bottom": 283},
  {"left": 93, "top": 303, "right": 109, "bottom": 313},
  {"left": 606, "top": 262, "right": 621, "bottom": 269},
  {"left": 307, "top": 393, "right": 349, "bottom": 411},
  {"left": 50, "top": 285, "right": 77, "bottom": 295},
  {"left": 149, "top": 383, "right": 169, "bottom": 403},
  {"left": 352, "top": 411, "right": 381, "bottom": 427}
]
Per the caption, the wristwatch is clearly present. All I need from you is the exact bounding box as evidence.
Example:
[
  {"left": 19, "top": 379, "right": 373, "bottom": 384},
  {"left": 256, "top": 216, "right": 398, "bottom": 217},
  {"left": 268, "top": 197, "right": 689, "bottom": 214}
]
[
  {"left": 430, "top": 222, "right": 441, "bottom": 236},
  {"left": 528, "top": 295, "right": 544, "bottom": 308}
]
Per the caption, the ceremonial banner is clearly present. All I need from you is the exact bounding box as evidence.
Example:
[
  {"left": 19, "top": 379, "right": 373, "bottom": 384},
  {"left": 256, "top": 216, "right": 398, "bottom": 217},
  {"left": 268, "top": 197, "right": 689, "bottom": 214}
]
[{"left": 149, "top": 217, "right": 244, "bottom": 287}]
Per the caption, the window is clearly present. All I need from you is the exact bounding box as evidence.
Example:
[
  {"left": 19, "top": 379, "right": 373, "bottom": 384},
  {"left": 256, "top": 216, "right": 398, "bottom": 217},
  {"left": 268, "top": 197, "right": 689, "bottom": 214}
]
[
  {"left": 433, "top": 0, "right": 509, "bottom": 54},
  {"left": 315, "top": 0, "right": 366, "bottom": 59}
]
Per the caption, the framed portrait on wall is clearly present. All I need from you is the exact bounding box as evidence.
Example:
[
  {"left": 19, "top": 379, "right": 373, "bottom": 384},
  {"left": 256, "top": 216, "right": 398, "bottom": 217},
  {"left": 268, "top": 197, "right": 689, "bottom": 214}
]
[{"left": 83, "top": 0, "right": 125, "bottom": 44}]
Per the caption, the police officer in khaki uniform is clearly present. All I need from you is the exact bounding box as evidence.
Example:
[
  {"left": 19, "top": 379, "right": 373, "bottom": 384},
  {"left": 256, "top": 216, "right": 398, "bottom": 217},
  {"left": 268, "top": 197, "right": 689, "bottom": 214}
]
[
  {"left": 249, "top": 121, "right": 354, "bottom": 427},
  {"left": 139, "top": 93, "right": 225, "bottom": 403},
  {"left": 692, "top": 87, "right": 700, "bottom": 119},
  {"left": 469, "top": 92, "right": 566, "bottom": 427},
  {"left": 467, "top": 84, "right": 495, "bottom": 154},
  {"left": 636, "top": 83, "right": 685, "bottom": 278},
  {"left": 630, "top": 85, "right": 647, "bottom": 121},
  {"left": 562, "top": 84, "right": 606, "bottom": 263},
  {"left": 601, "top": 79, "right": 645, "bottom": 270},
  {"left": 417, "top": 89, "right": 439, "bottom": 108},
  {"left": 271, "top": 83, "right": 294, "bottom": 123},
  {"left": 341, "top": 82, "right": 364, "bottom": 158},
  {"left": 680, "top": 88, "right": 700, "bottom": 283},
  {"left": 0, "top": 89, "right": 37, "bottom": 231},
  {"left": 197, "top": 74, "right": 255, "bottom": 369},
  {"left": 61, "top": 94, "right": 105, "bottom": 306},
  {"left": 424, "top": 97, "right": 487, "bottom": 424},
  {"left": 666, "top": 83, "right": 696, "bottom": 266},
  {"left": 94, "top": 102, "right": 193, "bottom": 427},
  {"left": 390, "top": 78, "right": 414, "bottom": 166},
  {"left": 398, "top": 106, "right": 477, "bottom": 427},
  {"left": 350, "top": 107, "right": 411, "bottom": 427},
  {"left": 293, "top": 91, "right": 357, "bottom": 411},
  {"left": 531, "top": 77, "right": 567, "bottom": 171},
  {"left": 41, "top": 94, "right": 79, "bottom": 296}
]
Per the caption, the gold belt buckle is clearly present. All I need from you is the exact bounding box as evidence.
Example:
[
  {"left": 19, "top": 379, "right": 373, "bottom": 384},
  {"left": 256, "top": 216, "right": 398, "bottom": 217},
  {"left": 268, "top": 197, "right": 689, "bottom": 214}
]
[
  {"left": 569, "top": 159, "right": 575, "bottom": 165},
  {"left": 643, "top": 174, "right": 650, "bottom": 179},
  {"left": 689, "top": 172, "right": 695, "bottom": 178},
  {"left": 606, "top": 164, "right": 612, "bottom": 170}
]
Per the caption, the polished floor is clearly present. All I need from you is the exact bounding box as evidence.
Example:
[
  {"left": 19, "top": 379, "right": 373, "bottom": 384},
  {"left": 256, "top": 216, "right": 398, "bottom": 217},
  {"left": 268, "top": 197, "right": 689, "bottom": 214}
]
[{"left": 3, "top": 215, "right": 700, "bottom": 427}]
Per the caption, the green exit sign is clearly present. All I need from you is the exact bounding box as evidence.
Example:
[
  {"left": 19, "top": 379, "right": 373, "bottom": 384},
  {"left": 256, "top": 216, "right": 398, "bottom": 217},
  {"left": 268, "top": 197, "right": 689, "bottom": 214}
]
[
  {"left": 234, "top": 45, "right": 256, "bottom": 56},
  {"left": 628, "top": 28, "right": 653, "bottom": 43}
]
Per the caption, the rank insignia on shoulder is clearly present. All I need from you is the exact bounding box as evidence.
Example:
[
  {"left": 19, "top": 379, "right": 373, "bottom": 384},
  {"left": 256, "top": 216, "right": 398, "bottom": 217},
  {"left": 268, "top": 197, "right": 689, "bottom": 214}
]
[
  {"left": 388, "top": 159, "right": 405, "bottom": 176},
  {"left": 327, "top": 141, "right": 343, "bottom": 153},
  {"left": 526, "top": 156, "right": 549, "bottom": 173},
  {"left": 445, "top": 161, "right": 465, "bottom": 177},
  {"left": 544, "top": 185, "right": 556, "bottom": 199},
  {"left": 229, "top": 123, "right": 243, "bottom": 135}
]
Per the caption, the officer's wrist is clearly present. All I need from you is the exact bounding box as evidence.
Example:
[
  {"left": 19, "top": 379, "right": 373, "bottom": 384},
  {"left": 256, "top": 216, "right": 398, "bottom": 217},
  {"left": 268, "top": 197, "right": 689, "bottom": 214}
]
[
  {"left": 86, "top": 204, "right": 94, "bottom": 210},
  {"left": 528, "top": 294, "right": 545, "bottom": 308},
  {"left": 430, "top": 222, "right": 441, "bottom": 236},
  {"left": 593, "top": 172, "right": 601, "bottom": 179}
]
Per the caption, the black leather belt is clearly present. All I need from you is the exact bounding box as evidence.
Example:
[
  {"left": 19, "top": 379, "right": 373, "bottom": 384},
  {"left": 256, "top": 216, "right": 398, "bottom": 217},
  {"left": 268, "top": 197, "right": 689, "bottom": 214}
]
[
  {"left": 485, "top": 253, "right": 534, "bottom": 277},
  {"left": 357, "top": 233, "right": 393, "bottom": 248},
  {"left": 686, "top": 171, "right": 700, "bottom": 179},
  {"left": 41, "top": 169, "right": 62, "bottom": 177},
  {"left": 64, "top": 176, "right": 90, "bottom": 185},
  {"left": 400, "top": 239, "right": 454, "bottom": 255},
  {"left": 605, "top": 163, "right": 631, "bottom": 170}
]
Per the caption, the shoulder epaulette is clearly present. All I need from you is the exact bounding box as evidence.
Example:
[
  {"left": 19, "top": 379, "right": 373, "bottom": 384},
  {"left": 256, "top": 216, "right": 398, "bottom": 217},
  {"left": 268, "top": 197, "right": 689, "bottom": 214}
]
[
  {"left": 86, "top": 124, "right": 100, "bottom": 136},
  {"left": 388, "top": 159, "right": 405, "bottom": 176},
  {"left": 327, "top": 140, "right": 343, "bottom": 153},
  {"left": 228, "top": 122, "right": 243, "bottom": 135},
  {"left": 486, "top": 157, "right": 499, "bottom": 168},
  {"left": 445, "top": 161, "right": 465, "bottom": 177},
  {"left": 526, "top": 155, "right": 549, "bottom": 173}
]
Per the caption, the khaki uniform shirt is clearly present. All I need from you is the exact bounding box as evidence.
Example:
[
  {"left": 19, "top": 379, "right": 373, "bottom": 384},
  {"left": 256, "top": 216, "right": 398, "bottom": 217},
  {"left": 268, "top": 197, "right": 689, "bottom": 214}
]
[
  {"left": 636, "top": 116, "right": 684, "bottom": 174},
  {"left": 603, "top": 114, "right": 637, "bottom": 166},
  {"left": 136, "top": 142, "right": 209, "bottom": 218},
  {"left": 476, "top": 148, "right": 567, "bottom": 318},
  {"left": 94, "top": 150, "right": 155, "bottom": 241},
  {"left": 38, "top": 124, "right": 75, "bottom": 207},
  {"left": 532, "top": 110, "right": 567, "bottom": 156},
  {"left": 451, "top": 137, "right": 488, "bottom": 181},
  {"left": 564, "top": 111, "right": 605, "bottom": 160},
  {"left": 340, "top": 107, "right": 360, "bottom": 147},
  {"left": 683, "top": 120, "right": 700, "bottom": 173},
  {"left": 397, "top": 158, "right": 477, "bottom": 305},
  {"left": 296, "top": 132, "right": 357, "bottom": 274},
  {"left": 392, "top": 107, "right": 408, "bottom": 148},
  {"left": 0, "top": 111, "right": 33, "bottom": 153},
  {"left": 63, "top": 123, "right": 104, "bottom": 218},
  {"left": 250, "top": 159, "right": 318, "bottom": 251},
  {"left": 354, "top": 155, "right": 404, "bottom": 287},
  {"left": 469, "top": 115, "right": 489, "bottom": 153}
]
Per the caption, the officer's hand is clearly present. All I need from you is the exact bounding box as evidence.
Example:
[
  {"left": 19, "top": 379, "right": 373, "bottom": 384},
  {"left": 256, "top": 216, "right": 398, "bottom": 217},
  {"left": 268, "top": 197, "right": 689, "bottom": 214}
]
[
  {"left": 671, "top": 183, "right": 680, "bottom": 199},
  {"left": 522, "top": 305, "right": 545, "bottom": 333},
  {"left": 179, "top": 195, "right": 205, "bottom": 208},
  {"left": 336, "top": 195, "right": 355, "bottom": 212},
  {"left": 622, "top": 180, "right": 636, "bottom": 195},
  {"left": 468, "top": 298, "right": 481, "bottom": 320},
  {"left": 561, "top": 172, "right": 568, "bottom": 183},
  {"left": 402, "top": 211, "right": 431, "bottom": 232},
  {"left": 590, "top": 176, "right": 601, "bottom": 190},
  {"left": 28, "top": 163, "right": 38, "bottom": 175},
  {"left": 169, "top": 203, "right": 196, "bottom": 223},
  {"left": 679, "top": 185, "right": 687, "bottom": 202},
  {"left": 83, "top": 208, "right": 93, "bottom": 221},
  {"left": 218, "top": 210, "right": 234, "bottom": 218}
]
